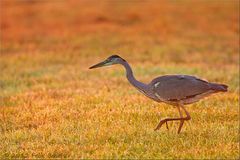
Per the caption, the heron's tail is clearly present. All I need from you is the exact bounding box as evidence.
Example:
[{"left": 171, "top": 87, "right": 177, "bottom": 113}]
[{"left": 210, "top": 83, "right": 228, "bottom": 92}]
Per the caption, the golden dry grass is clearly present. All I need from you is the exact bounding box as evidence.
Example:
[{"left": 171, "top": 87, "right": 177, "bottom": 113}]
[{"left": 0, "top": 0, "right": 239, "bottom": 159}]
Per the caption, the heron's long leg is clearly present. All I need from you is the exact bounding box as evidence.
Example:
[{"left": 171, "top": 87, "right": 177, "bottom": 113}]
[
  {"left": 154, "top": 104, "right": 191, "bottom": 134},
  {"left": 154, "top": 105, "right": 183, "bottom": 131},
  {"left": 177, "top": 106, "right": 184, "bottom": 134},
  {"left": 166, "top": 106, "right": 183, "bottom": 131},
  {"left": 177, "top": 104, "right": 191, "bottom": 133},
  {"left": 180, "top": 105, "right": 191, "bottom": 120}
]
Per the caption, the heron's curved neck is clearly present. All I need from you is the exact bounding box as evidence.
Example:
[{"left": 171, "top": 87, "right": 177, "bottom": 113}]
[{"left": 120, "top": 61, "right": 148, "bottom": 92}]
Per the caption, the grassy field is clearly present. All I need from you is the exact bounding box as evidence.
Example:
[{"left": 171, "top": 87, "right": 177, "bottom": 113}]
[{"left": 0, "top": 0, "right": 239, "bottom": 159}]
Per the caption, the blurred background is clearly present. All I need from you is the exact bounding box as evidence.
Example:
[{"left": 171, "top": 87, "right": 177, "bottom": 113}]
[
  {"left": 1, "top": 0, "right": 239, "bottom": 96},
  {"left": 0, "top": 0, "right": 239, "bottom": 158},
  {"left": 1, "top": 0, "right": 239, "bottom": 59}
]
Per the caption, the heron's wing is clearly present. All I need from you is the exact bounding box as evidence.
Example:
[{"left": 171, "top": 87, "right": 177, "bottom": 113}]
[{"left": 150, "top": 75, "right": 211, "bottom": 101}]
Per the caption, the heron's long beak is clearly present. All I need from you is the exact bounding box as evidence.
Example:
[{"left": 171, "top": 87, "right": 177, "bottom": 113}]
[{"left": 89, "top": 59, "right": 112, "bottom": 69}]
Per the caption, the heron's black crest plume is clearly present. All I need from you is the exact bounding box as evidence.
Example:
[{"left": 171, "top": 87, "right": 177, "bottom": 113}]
[
  {"left": 108, "top": 55, "right": 126, "bottom": 61},
  {"left": 109, "top": 55, "right": 120, "bottom": 58}
]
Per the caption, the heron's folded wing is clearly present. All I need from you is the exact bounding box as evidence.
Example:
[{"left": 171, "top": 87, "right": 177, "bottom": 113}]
[{"left": 150, "top": 75, "right": 211, "bottom": 101}]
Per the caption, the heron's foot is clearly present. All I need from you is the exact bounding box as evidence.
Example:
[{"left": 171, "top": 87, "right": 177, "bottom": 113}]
[
  {"left": 154, "top": 117, "right": 189, "bottom": 132},
  {"left": 154, "top": 119, "right": 168, "bottom": 131},
  {"left": 166, "top": 121, "right": 169, "bottom": 130}
]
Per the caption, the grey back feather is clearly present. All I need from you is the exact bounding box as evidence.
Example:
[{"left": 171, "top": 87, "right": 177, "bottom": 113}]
[{"left": 150, "top": 75, "right": 211, "bottom": 101}]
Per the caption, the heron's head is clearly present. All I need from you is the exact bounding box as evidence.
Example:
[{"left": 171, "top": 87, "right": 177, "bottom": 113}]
[{"left": 89, "top": 55, "right": 125, "bottom": 69}]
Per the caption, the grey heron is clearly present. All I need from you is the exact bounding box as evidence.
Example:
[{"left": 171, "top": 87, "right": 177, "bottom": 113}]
[{"left": 89, "top": 55, "right": 228, "bottom": 133}]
